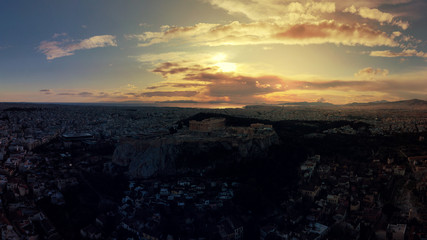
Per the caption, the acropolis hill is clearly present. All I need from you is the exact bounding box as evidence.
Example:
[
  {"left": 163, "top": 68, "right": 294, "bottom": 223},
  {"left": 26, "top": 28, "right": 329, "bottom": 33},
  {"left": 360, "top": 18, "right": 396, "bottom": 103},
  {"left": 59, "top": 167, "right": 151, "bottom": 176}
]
[{"left": 113, "top": 118, "right": 279, "bottom": 178}]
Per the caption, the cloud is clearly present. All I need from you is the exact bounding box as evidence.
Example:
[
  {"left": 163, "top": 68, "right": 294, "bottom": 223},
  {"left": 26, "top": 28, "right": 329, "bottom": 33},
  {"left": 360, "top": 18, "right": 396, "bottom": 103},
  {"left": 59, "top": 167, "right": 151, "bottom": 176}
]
[
  {"left": 207, "top": 0, "right": 415, "bottom": 31},
  {"left": 207, "top": 0, "right": 335, "bottom": 23},
  {"left": 134, "top": 52, "right": 213, "bottom": 64},
  {"left": 139, "top": 57, "right": 427, "bottom": 104},
  {"left": 287, "top": 79, "right": 427, "bottom": 93},
  {"left": 392, "top": 31, "right": 402, "bottom": 37},
  {"left": 39, "top": 89, "right": 53, "bottom": 95},
  {"left": 145, "top": 85, "right": 163, "bottom": 90},
  {"left": 152, "top": 62, "right": 215, "bottom": 78},
  {"left": 125, "top": 0, "right": 420, "bottom": 53},
  {"left": 52, "top": 33, "right": 67, "bottom": 39},
  {"left": 156, "top": 100, "right": 199, "bottom": 104},
  {"left": 370, "top": 49, "right": 427, "bottom": 58},
  {"left": 355, "top": 67, "right": 389, "bottom": 79},
  {"left": 78, "top": 92, "right": 94, "bottom": 97},
  {"left": 38, "top": 35, "right": 117, "bottom": 60},
  {"left": 48, "top": 86, "right": 202, "bottom": 102},
  {"left": 147, "top": 60, "right": 286, "bottom": 102},
  {"left": 343, "top": 5, "right": 357, "bottom": 14},
  {"left": 139, "top": 23, "right": 150, "bottom": 27},
  {"left": 145, "top": 83, "right": 206, "bottom": 90},
  {"left": 140, "top": 91, "right": 199, "bottom": 97},
  {"left": 170, "top": 83, "right": 207, "bottom": 88},
  {"left": 208, "top": 0, "right": 413, "bottom": 18},
  {"left": 43, "top": 64, "right": 427, "bottom": 105},
  {"left": 273, "top": 21, "right": 397, "bottom": 46},
  {"left": 343, "top": 5, "right": 409, "bottom": 30},
  {"left": 37, "top": 41, "right": 74, "bottom": 59},
  {"left": 0, "top": 45, "right": 10, "bottom": 50},
  {"left": 129, "top": 20, "right": 398, "bottom": 47},
  {"left": 56, "top": 91, "right": 97, "bottom": 97},
  {"left": 54, "top": 91, "right": 131, "bottom": 101}
]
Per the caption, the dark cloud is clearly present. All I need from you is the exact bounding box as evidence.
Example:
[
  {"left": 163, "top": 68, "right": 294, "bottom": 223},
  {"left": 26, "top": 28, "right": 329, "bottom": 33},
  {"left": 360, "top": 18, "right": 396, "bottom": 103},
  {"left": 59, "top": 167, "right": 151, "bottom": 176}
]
[
  {"left": 156, "top": 100, "right": 233, "bottom": 104},
  {"left": 96, "top": 92, "right": 111, "bottom": 98},
  {"left": 170, "top": 83, "right": 206, "bottom": 88},
  {"left": 140, "top": 91, "right": 199, "bottom": 97},
  {"left": 78, "top": 92, "right": 94, "bottom": 97},
  {"left": 152, "top": 62, "right": 214, "bottom": 78},
  {"left": 156, "top": 100, "right": 199, "bottom": 104},
  {"left": 39, "top": 89, "right": 52, "bottom": 95},
  {"left": 153, "top": 62, "right": 287, "bottom": 102},
  {"left": 146, "top": 86, "right": 162, "bottom": 90}
]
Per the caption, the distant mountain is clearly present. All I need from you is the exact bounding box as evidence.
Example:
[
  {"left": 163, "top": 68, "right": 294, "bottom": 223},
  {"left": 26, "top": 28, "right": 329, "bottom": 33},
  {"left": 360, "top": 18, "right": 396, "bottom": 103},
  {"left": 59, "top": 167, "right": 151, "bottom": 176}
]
[
  {"left": 344, "top": 99, "right": 427, "bottom": 108},
  {"left": 94, "top": 101, "right": 156, "bottom": 106},
  {"left": 245, "top": 99, "right": 427, "bottom": 109},
  {"left": 345, "top": 100, "right": 389, "bottom": 106},
  {"left": 392, "top": 99, "right": 427, "bottom": 106},
  {"left": 278, "top": 101, "right": 335, "bottom": 107}
]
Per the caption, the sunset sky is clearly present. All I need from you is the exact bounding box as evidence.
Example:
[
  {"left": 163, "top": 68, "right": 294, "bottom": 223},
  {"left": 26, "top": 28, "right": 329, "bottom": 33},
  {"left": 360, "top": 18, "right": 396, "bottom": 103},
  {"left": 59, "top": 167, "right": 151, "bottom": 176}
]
[{"left": 1, "top": 0, "right": 426, "bottom": 107}]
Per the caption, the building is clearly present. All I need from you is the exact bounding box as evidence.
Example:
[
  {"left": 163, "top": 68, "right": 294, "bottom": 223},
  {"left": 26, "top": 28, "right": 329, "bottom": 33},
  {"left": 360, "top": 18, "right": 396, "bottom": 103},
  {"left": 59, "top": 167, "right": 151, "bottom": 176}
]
[
  {"left": 62, "top": 133, "right": 93, "bottom": 140},
  {"left": 189, "top": 118, "right": 226, "bottom": 132},
  {"left": 327, "top": 194, "right": 339, "bottom": 205},
  {"left": 387, "top": 224, "right": 406, "bottom": 240},
  {"left": 301, "top": 185, "right": 320, "bottom": 199},
  {"left": 217, "top": 217, "right": 243, "bottom": 240},
  {"left": 306, "top": 223, "right": 329, "bottom": 240},
  {"left": 250, "top": 123, "right": 273, "bottom": 129}
]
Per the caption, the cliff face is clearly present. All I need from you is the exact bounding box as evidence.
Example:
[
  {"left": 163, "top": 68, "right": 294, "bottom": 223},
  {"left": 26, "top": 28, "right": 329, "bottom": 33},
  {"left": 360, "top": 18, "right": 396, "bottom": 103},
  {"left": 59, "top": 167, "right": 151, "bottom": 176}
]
[{"left": 113, "top": 130, "right": 279, "bottom": 179}]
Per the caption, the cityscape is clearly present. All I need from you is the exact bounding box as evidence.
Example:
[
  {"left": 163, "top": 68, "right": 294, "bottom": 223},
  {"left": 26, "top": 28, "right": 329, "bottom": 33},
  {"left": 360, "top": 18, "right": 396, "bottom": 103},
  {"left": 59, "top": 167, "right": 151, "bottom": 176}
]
[
  {"left": 1, "top": 0, "right": 427, "bottom": 239},
  {"left": 0, "top": 101, "right": 426, "bottom": 239}
]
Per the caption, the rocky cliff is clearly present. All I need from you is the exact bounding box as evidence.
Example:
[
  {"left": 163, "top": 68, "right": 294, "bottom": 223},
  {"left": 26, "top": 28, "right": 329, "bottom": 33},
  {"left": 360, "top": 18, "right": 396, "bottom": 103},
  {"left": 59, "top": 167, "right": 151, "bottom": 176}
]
[{"left": 113, "top": 129, "right": 279, "bottom": 179}]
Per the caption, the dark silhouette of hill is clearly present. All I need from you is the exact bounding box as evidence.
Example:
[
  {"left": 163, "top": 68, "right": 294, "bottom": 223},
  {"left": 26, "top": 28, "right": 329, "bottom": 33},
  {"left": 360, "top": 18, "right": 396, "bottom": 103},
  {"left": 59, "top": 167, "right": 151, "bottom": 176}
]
[
  {"left": 345, "top": 99, "right": 427, "bottom": 108},
  {"left": 245, "top": 99, "right": 427, "bottom": 109}
]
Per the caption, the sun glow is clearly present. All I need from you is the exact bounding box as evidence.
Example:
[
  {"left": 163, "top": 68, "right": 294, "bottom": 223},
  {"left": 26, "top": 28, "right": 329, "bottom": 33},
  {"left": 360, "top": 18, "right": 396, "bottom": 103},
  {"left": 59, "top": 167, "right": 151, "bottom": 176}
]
[
  {"left": 215, "top": 62, "right": 237, "bottom": 72},
  {"left": 211, "top": 53, "right": 237, "bottom": 72},
  {"left": 212, "top": 53, "right": 227, "bottom": 62}
]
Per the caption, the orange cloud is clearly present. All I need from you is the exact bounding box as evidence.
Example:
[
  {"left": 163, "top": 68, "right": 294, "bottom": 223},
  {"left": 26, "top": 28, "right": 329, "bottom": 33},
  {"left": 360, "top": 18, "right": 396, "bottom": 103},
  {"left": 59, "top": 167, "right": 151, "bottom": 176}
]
[
  {"left": 207, "top": 0, "right": 335, "bottom": 23},
  {"left": 370, "top": 49, "right": 427, "bottom": 58},
  {"left": 140, "top": 91, "right": 199, "bottom": 97},
  {"left": 208, "top": 0, "right": 412, "bottom": 19},
  {"left": 129, "top": 20, "right": 398, "bottom": 47},
  {"left": 344, "top": 5, "right": 409, "bottom": 30},
  {"left": 274, "top": 21, "right": 397, "bottom": 46},
  {"left": 355, "top": 67, "right": 389, "bottom": 79}
]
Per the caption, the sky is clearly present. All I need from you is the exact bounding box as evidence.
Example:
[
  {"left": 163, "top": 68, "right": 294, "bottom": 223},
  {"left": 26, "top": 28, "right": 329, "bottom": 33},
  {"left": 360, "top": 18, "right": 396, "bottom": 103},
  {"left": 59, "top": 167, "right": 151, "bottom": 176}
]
[{"left": 0, "top": 0, "right": 426, "bottom": 107}]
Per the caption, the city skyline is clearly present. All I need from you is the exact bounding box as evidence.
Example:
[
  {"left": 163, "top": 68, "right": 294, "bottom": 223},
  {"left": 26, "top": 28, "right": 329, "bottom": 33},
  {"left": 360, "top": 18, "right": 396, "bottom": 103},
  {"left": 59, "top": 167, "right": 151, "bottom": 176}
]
[{"left": 1, "top": 0, "right": 426, "bottom": 107}]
